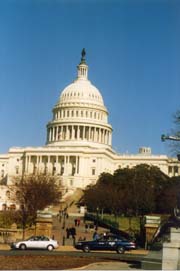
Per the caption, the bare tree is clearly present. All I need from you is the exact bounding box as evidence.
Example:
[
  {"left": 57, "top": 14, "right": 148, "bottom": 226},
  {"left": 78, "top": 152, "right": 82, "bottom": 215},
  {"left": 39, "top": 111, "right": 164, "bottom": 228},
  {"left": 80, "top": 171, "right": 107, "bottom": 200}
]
[{"left": 13, "top": 174, "right": 62, "bottom": 238}]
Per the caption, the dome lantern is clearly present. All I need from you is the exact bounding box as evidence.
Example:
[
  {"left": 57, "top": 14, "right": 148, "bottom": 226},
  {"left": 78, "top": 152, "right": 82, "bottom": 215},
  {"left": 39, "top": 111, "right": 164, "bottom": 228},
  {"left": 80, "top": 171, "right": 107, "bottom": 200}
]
[{"left": 77, "top": 48, "right": 88, "bottom": 80}]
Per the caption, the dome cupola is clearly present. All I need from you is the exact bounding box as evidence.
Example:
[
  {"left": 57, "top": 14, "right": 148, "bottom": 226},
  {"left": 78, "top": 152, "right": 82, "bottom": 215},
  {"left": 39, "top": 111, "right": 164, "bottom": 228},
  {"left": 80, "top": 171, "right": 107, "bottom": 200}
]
[{"left": 77, "top": 48, "right": 88, "bottom": 80}]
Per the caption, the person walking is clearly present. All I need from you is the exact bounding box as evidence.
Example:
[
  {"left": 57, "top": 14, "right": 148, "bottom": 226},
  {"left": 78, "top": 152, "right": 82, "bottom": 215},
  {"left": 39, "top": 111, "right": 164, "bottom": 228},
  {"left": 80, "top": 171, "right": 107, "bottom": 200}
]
[{"left": 93, "top": 231, "right": 99, "bottom": 240}]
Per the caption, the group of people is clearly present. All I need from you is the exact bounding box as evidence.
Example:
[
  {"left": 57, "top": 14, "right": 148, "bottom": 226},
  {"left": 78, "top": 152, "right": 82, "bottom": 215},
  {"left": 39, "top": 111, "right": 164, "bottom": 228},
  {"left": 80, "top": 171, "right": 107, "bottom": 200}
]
[
  {"left": 66, "top": 226, "right": 76, "bottom": 239},
  {"left": 74, "top": 218, "right": 81, "bottom": 226}
]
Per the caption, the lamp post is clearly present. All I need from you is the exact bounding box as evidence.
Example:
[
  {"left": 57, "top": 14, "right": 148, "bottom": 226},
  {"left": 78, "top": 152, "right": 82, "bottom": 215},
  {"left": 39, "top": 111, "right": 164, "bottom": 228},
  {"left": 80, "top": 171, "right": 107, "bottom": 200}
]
[
  {"left": 96, "top": 207, "right": 99, "bottom": 229},
  {"left": 161, "top": 134, "right": 180, "bottom": 161}
]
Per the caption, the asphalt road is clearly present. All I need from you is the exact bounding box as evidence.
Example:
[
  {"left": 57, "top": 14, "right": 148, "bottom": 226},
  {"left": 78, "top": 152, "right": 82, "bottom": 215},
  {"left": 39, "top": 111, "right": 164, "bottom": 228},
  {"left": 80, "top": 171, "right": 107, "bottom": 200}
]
[
  {"left": 0, "top": 249, "right": 162, "bottom": 270},
  {"left": 0, "top": 249, "right": 146, "bottom": 261}
]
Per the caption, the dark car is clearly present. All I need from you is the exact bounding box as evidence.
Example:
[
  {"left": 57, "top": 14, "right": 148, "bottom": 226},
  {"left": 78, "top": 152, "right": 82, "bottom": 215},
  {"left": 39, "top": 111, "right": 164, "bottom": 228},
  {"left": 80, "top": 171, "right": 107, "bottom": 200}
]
[{"left": 74, "top": 233, "right": 136, "bottom": 254}]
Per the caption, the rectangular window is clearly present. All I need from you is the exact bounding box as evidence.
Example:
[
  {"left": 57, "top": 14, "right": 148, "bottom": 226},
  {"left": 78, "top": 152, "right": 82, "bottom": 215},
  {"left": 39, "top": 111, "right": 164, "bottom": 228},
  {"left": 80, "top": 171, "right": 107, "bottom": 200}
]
[
  {"left": 92, "top": 168, "right": 96, "bottom": 175},
  {"left": 168, "top": 166, "right": 172, "bottom": 174},
  {"left": 174, "top": 166, "right": 179, "bottom": 174},
  {"left": 16, "top": 166, "right": 19, "bottom": 174}
]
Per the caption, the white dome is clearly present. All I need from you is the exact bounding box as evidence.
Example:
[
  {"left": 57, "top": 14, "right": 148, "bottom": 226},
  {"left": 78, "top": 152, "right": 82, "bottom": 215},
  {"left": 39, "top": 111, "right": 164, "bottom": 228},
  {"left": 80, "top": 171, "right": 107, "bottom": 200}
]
[
  {"left": 58, "top": 78, "right": 104, "bottom": 107},
  {"left": 46, "top": 50, "right": 112, "bottom": 150}
]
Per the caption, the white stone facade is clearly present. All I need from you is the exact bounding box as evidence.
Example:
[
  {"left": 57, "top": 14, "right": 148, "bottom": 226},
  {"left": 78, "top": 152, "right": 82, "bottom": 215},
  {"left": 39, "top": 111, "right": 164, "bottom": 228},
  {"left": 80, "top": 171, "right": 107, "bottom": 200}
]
[{"left": 0, "top": 51, "right": 180, "bottom": 210}]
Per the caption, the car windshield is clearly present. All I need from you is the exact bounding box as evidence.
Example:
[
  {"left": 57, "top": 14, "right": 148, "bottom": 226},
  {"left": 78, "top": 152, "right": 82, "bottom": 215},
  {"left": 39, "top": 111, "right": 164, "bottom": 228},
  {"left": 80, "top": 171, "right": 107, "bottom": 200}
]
[
  {"left": 99, "top": 235, "right": 128, "bottom": 241},
  {"left": 26, "top": 236, "right": 49, "bottom": 241}
]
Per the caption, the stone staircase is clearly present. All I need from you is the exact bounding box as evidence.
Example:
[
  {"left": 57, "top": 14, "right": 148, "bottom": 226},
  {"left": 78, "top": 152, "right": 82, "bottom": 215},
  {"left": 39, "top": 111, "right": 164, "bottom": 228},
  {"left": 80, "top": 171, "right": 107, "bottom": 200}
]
[{"left": 50, "top": 189, "right": 106, "bottom": 246}]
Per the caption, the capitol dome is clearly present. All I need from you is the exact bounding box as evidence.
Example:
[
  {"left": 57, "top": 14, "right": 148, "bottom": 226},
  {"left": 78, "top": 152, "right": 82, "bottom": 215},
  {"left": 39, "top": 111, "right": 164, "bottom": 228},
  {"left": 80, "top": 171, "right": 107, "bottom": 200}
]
[{"left": 46, "top": 49, "right": 112, "bottom": 149}]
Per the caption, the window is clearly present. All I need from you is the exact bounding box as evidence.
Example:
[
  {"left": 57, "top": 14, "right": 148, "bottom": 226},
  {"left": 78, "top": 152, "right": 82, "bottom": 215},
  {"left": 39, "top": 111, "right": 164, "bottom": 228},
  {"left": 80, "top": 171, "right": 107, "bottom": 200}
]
[
  {"left": 60, "top": 166, "right": 64, "bottom": 176},
  {"left": 44, "top": 166, "right": 48, "bottom": 175},
  {"left": 52, "top": 166, "right": 56, "bottom": 176},
  {"left": 6, "top": 191, "right": 10, "bottom": 199},
  {"left": 92, "top": 168, "right": 96, "bottom": 175},
  {"left": 168, "top": 166, "right": 173, "bottom": 174},
  {"left": 92, "top": 159, "right": 96, "bottom": 163},
  {"left": 72, "top": 167, "right": 76, "bottom": 176},
  {"left": 16, "top": 166, "right": 19, "bottom": 174},
  {"left": 1, "top": 170, "right": 4, "bottom": 178},
  {"left": 174, "top": 166, "right": 179, "bottom": 174}
]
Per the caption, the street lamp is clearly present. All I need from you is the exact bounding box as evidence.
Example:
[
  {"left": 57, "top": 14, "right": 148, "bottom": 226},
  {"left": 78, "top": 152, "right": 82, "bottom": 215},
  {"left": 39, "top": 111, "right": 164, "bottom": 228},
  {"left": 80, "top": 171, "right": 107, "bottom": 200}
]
[
  {"left": 161, "top": 134, "right": 180, "bottom": 161},
  {"left": 161, "top": 134, "right": 180, "bottom": 142}
]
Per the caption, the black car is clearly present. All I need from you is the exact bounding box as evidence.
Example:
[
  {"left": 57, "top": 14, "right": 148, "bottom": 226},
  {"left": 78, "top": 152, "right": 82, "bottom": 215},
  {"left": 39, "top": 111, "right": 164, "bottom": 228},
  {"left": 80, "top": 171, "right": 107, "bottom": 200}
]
[{"left": 74, "top": 233, "right": 136, "bottom": 254}]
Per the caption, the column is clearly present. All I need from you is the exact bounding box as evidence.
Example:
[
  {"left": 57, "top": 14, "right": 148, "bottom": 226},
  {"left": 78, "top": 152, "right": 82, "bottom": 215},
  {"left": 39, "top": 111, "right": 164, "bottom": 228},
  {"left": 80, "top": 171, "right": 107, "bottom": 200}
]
[
  {"left": 56, "top": 126, "right": 58, "bottom": 140},
  {"left": 88, "top": 126, "right": 91, "bottom": 141},
  {"left": 48, "top": 128, "right": 51, "bottom": 143},
  {"left": 102, "top": 129, "right": 105, "bottom": 143},
  {"left": 101, "top": 129, "right": 103, "bottom": 143},
  {"left": 95, "top": 128, "right": 98, "bottom": 142},
  {"left": 25, "top": 155, "right": 28, "bottom": 173},
  {"left": 52, "top": 127, "right": 55, "bottom": 141},
  {"left": 77, "top": 126, "right": 80, "bottom": 140},
  {"left": 72, "top": 125, "right": 75, "bottom": 140},
  {"left": 109, "top": 132, "right": 112, "bottom": 145},
  {"left": 97, "top": 128, "right": 100, "bottom": 142},
  {"left": 83, "top": 126, "right": 85, "bottom": 140},
  {"left": 77, "top": 156, "right": 79, "bottom": 174}
]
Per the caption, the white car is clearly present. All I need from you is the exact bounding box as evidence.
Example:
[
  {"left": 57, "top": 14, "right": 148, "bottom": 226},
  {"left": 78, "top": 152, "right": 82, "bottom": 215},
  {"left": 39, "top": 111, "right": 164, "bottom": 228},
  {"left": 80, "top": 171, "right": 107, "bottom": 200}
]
[{"left": 10, "top": 235, "right": 59, "bottom": 251}]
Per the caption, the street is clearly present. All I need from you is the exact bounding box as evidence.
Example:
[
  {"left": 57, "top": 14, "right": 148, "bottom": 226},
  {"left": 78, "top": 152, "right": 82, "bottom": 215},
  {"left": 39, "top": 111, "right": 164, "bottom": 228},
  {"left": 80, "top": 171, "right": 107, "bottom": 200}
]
[{"left": 0, "top": 249, "right": 144, "bottom": 270}]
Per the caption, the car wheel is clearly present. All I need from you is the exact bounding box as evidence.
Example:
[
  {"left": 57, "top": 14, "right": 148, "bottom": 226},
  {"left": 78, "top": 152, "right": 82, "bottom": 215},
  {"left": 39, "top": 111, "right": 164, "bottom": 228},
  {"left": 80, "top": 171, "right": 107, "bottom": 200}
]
[
  {"left": 116, "top": 246, "right": 125, "bottom": 254},
  {"left": 47, "top": 245, "right": 54, "bottom": 251},
  {"left": 83, "top": 245, "right": 90, "bottom": 253},
  {"left": 19, "top": 244, "right": 26, "bottom": 250}
]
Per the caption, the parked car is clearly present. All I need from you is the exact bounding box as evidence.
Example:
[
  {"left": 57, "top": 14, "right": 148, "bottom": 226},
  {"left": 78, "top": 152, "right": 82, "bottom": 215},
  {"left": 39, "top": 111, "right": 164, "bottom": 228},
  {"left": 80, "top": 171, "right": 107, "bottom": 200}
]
[
  {"left": 10, "top": 235, "right": 58, "bottom": 251},
  {"left": 74, "top": 233, "right": 136, "bottom": 254}
]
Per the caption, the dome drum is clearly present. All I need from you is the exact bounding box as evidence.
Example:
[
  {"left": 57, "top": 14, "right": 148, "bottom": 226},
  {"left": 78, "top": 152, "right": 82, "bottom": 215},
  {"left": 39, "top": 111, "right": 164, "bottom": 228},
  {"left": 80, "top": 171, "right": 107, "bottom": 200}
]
[{"left": 46, "top": 123, "right": 112, "bottom": 146}]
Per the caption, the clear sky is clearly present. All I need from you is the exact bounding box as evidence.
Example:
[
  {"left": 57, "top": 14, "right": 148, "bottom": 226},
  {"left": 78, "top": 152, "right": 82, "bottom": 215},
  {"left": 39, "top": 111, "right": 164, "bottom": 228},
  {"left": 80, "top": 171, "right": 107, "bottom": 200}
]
[{"left": 0, "top": 0, "right": 180, "bottom": 156}]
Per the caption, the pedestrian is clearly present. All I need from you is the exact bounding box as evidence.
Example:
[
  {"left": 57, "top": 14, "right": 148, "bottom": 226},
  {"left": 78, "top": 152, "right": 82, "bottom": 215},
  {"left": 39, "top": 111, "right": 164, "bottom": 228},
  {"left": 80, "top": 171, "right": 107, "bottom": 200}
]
[
  {"left": 74, "top": 218, "right": 77, "bottom": 226},
  {"left": 70, "top": 226, "right": 76, "bottom": 239},
  {"left": 66, "top": 228, "right": 70, "bottom": 239},
  {"left": 77, "top": 218, "right": 80, "bottom": 226},
  {"left": 93, "top": 231, "right": 99, "bottom": 240},
  {"left": 85, "top": 224, "right": 88, "bottom": 233},
  {"left": 62, "top": 220, "right": 65, "bottom": 229}
]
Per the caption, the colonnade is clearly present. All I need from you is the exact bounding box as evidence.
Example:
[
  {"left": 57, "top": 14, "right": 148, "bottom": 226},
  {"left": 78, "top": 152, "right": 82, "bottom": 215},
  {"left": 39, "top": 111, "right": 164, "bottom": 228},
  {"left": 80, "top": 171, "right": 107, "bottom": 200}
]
[
  {"left": 25, "top": 155, "right": 80, "bottom": 177},
  {"left": 47, "top": 125, "right": 112, "bottom": 145}
]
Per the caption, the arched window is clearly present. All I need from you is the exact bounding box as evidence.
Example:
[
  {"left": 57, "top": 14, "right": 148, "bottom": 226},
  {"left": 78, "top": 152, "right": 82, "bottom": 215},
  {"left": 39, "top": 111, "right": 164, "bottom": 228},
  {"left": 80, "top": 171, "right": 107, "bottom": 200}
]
[
  {"left": 1, "top": 170, "right": 4, "bottom": 178},
  {"left": 6, "top": 191, "right": 10, "bottom": 199}
]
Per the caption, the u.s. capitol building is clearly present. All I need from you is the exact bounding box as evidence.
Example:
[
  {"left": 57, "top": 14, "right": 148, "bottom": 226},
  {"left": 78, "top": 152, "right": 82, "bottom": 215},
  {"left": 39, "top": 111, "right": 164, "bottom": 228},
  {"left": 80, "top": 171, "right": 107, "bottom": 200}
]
[{"left": 0, "top": 50, "right": 179, "bottom": 209}]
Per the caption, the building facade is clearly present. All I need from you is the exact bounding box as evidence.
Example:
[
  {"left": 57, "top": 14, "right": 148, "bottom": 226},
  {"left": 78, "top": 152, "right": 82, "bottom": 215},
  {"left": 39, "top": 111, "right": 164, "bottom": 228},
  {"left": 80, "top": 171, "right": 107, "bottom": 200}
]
[{"left": 0, "top": 50, "right": 180, "bottom": 209}]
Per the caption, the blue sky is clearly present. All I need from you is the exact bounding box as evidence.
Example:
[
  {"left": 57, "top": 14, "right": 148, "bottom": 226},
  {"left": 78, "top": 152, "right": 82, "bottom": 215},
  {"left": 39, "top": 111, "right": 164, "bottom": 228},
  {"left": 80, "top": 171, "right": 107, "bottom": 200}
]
[{"left": 0, "top": 0, "right": 180, "bottom": 155}]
